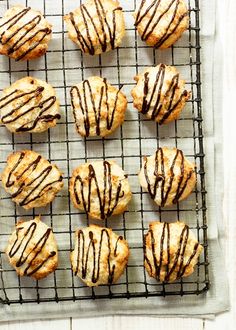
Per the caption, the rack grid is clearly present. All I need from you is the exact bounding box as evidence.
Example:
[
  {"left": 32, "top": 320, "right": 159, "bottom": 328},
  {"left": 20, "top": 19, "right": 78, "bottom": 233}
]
[{"left": 0, "top": 0, "right": 209, "bottom": 304}]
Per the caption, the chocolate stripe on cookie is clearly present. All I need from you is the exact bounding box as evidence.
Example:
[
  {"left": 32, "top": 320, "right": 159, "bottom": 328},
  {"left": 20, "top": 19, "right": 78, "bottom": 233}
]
[
  {"left": 68, "top": 0, "right": 122, "bottom": 55},
  {"left": 141, "top": 64, "right": 189, "bottom": 124},
  {"left": 0, "top": 6, "right": 51, "bottom": 61},
  {"left": 0, "top": 86, "right": 60, "bottom": 132},
  {"left": 5, "top": 151, "right": 63, "bottom": 207},
  {"left": 9, "top": 221, "right": 56, "bottom": 277},
  {"left": 72, "top": 161, "right": 125, "bottom": 220},
  {"left": 144, "top": 222, "right": 200, "bottom": 282},
  {"left": 135, "top": 0, "right": 188, "bottom": 48},
  {"left": 71, "top": 78, "right": 121, "bottom": 137},
  {"left": 143, "top": 148, "right": 194, "bottom": 207},
  {"left": 75, "top": 228, "right": 123, "bottom": 284}
]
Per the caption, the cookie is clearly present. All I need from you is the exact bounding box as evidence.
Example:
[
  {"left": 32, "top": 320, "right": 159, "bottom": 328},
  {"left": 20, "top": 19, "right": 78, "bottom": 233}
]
[
  {"left": 131, "top": 64, "right": 190, "bottom": 124},
  {"left": 71, "top": 224, "right": 129, "bottom": 286},
  {"left": 64, "top": 0, "right": 125, "bottom": 55},
  {"left": 139, "top": 147, "right": 196, "bottom": 207},
  {"left": 134, "top": 0, "right": 189, "bottom": 49},
  {"left": 0, "top": 5, "right": 52, "bottom": 61},
  {"left": 5, "top": 217, "right": 58, "bottom": 280},
  {"left": 144, "top": 221, "right": 203, "bottom": 282},
  {"left": 1, "top": 150, "right": 63, "bottom": 209},
  {"left": 69, "top": 160, "right": 132, "bottom": 220},
  {"left": 70, "top": 76, "right": 127, "bottom": 137},
  {"left": 0, "top": 77, "right": 60, "bottom": 133}
]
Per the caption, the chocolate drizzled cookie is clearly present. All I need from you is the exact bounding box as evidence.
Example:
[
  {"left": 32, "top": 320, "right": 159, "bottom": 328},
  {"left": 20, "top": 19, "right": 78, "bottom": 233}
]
[
  {"left": 0, "top": 77, "right": 60, "bottom": 133},
  {"left": 64, "top": 0, "right": 125, "bottom": 55},
  {"left": 139, "top": 147, "right": 196, "bottom": 207},
  {"left": 1, "top": 150, "right": 63, "bottom": 209},
  {"left": 71, "top": 225, "right": 129, "bottom": 286},
  {"left": 6, "top": 217, "right": 58, "bottom": 280},
  {"left": 134, "top": 0, "right": 189, "bottom": 49},
  {"left": 0, "top": 5, "right": 52, "bottom": 61},
  {"left": 144, "top": 221, "right": 203, "bottom": 282}
]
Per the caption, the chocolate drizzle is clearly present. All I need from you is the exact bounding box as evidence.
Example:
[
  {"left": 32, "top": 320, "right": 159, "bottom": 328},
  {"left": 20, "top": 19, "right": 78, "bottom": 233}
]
[
  {"left": 5, "top": 151, "right": 63, "bottom": 207},
  {"left": 74, "top": 228, "right": 123, "bottom": 284},
  {"left": 135, "top": 0, "right": 188, "bottom": 48},
  {"left": 143, "top": 148, "right": 194, "bottom": 207},
  {"left": 73, "top": 161, "right": 125, "bottom": 220},
  {"left": 8, "top": 220, "right": 56, "bottom": 277},
  {"left": 140, "top": 64, "right": 188, "bottom": 124},
  {"left": 0, "top": 86, "right": 60, "bottom": 132},
  {"left": 71, "top": 78, "right": 121, "bottom": 137},
  {"left": 0, "top": 6, "right": 51, "bottom": 61},
  {"left": 144, "top": 223, "right": 200, "bottom": 282},
  {"left": 68, "top": 0, "right": 122, "bottom": 54}
]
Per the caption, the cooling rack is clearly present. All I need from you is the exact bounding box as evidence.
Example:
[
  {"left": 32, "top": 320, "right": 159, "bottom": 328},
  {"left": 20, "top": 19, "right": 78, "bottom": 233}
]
[{"left": 0, "top": 0, "right": 209, "bottom": 304}]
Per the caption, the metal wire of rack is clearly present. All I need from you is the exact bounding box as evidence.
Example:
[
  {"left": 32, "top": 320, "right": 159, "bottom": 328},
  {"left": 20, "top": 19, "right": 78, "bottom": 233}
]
[{"left": 0, "top": 0, "right": 209, "bottom": 305}]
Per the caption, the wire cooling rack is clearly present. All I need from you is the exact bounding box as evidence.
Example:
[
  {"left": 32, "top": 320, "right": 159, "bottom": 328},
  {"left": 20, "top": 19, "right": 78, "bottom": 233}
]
[{"left": 0, "top": 0, "right": 209, "bottom": 304}]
